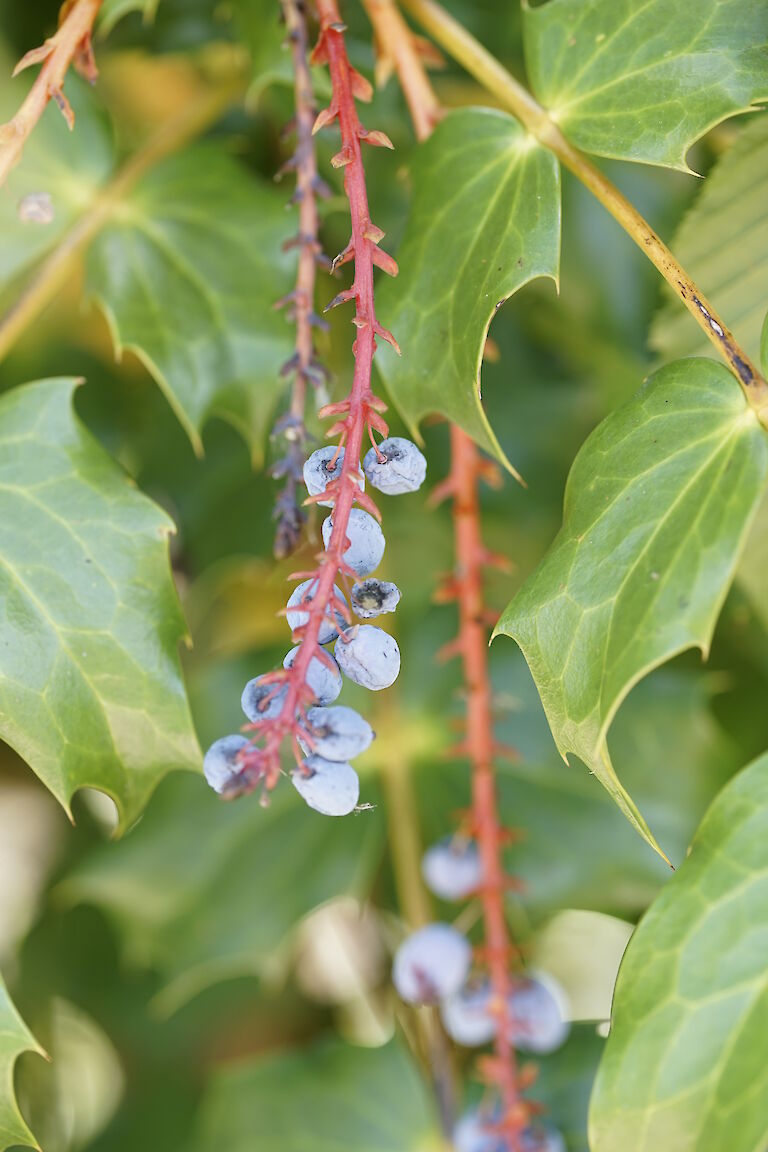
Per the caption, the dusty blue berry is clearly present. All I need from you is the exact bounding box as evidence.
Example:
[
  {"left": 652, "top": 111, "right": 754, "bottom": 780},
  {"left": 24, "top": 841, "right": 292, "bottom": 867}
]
[
  {"left": 203, "top": 734, "right": 248, "bottom": 794},
  {"left": 350, "top": 578, "right": 401, "bottom": 619},
  {"left": 292, "top": 754, "right": 359, "bottom": 816},
  {"left": 363, "top": 437, "right": 426, "bottom": 495},
  {"left": 304, "top": 705, "right": 375, "bottom": 760},
  {"left": 303, "top": 446, "right": 363, "bottom": 507},
  {"left": 507, "top": 972, "right": 570, "bottom": 1054},
  {"left": 335, "top": 625, "right": 400, "bottom": 690},
  {"left": 322, "top": 508, "right": 385, "bottom": 577},
  {"left": 440, "top": 979, "right": 495, "bottom": 1047},
  {"left": 422, "top": 836, "right": 482, "bottom": 901},
  {"left": 286, "top": 579, "right": 347, "bottom": 643},
  {"left": 392, "top": 923, "right": 471, "bottom": 1005},
  {"left": 241, "top": 676, "right": 288, "bottom": 724},
  {"left": 284, "top": 645, "right": 342, "bottom": 704}
]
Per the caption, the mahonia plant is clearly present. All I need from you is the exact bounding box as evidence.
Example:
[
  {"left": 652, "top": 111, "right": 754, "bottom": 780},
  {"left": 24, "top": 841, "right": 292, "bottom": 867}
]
[{"left": 203, "top": 0, "right": 427, "bottom": 815}]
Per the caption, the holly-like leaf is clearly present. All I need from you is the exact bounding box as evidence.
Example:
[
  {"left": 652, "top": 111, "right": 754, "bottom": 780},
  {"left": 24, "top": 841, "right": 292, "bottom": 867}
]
[
  {"left": 494, "top": 359, "right": 768, "bottom": 854},
  {"left": 0, "top": 971, "right": 43, "bottom": 1152},
  {"left": 61, "top": 773, "right": 385, "bottom": 1011},
  {"left": 375, "top": 108, "right": 560, "bottom": 473},
  {"left": 195, "top": 1038, "right": 440, "bottom": 1152},
  {"left": 589, "top": 755, "right": 768, "bottom": 1152},
  {"left": 651, "top": 116, "right": 768, "bottom": 364},
  {"left": 0, "top": 82, "right": 294, "bottom": 459},
  {"left": 0, "top": 379, "right": 200, "bottom": 829},
  {"left": 522, "top": 0, "right": 768, "bottom": 169},
  {"left": 98, "top": 0, "right": 160, "bottom": 34}
]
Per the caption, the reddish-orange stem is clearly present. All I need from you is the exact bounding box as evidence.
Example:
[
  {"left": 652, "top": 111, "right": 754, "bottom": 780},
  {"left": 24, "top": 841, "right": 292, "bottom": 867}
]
[
  {"left": 235, "top": 0, "right": 397, "bottom": 796},
  {"left": 0, "top": 0, "right": 102, "bottom": 188},
  {"left": 364, "top": 4, "right": 527, "bottom": 1143}
]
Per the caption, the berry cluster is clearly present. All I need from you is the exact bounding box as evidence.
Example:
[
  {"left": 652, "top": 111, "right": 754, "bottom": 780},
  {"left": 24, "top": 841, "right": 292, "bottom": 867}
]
[
  {"left": 203, "top": 436, "right": 426, "bottom": 813},
  {"left": 392, "top": 836, "right": 570, "bottom": 1150}
]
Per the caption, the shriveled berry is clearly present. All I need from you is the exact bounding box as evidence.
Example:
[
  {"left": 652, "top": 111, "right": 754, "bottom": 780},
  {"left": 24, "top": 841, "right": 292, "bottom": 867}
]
[
  {"left": 363, "top": 437, "right": 426, "bottom": 495},
  {"left": 440, "top": 979, "right": 496, "bottom": 1047},
  {"left": 303, "top": 446, "right": 363, "bottom": 507},
  {"left": 322, "top": 508, "right": 385, "bottom": 577},
  {"left": 335, "top": 625, "right": 400, "bottom": 690},
  {"left": 507, "top": 972, "right": 570, "bottom": 1054},
  {"left": 392, "top": 923, "right": 471, "bottom": 1005},
  {"left": 304, "top": 705, "right": 375, "bottom": 761},
  {"left": 350, "top": 578, "right": 401, "bottom": 619},
  {"left": 203, "top": 734, "right": 248, "bottom": 794},
  {"left": 422, "top": 836, "right": 482, "bottom": 901},
  {"left": 241, "top": 676, "right": 288, "bottom": 724},
  {"left": 286, "top": 579, "right": 347, "bottom": 643},
  {"left": 284, "top": 645, "right": 342, "bottom": 705},
  {"left": 292, "top": 754, "right": 359, "bottom": 816}
]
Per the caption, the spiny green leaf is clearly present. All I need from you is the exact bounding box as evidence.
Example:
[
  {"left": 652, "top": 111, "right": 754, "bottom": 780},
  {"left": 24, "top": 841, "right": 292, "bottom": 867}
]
[
  {"left": 589, "top": 755, "right": 768, "bottom": 1152},
  {"left": 0, "top": 81, "right": 294, "bottom": 459},
  {"left": 522, "top": 0, "right": 768, "bottom": 169},
  {"left": 651, "top": 116, "right": 768, "bottom": 364},
  {"left": 61, "top": 773, "right": 385, "bottom": 1011},
  {"left": 494, "top": 359, "right": 768, "bottom": 855},
  {"left": 376, "top": 108, "right": 560, "bottom": 474},
  {"left": 98, "top": 0, "right": 160, "bottom": 35},
  {"left": 0, "top": 378, "right": 200, "bottom": 830},
  {"left": 194, "top": 1038, "right": 440, "bottom": 1152},
  {"left": 0, "top": 971, "right": 43, "bottom": 1152},
  {"left": 87, "top": 143, "right": 294, "bottom": 459}
]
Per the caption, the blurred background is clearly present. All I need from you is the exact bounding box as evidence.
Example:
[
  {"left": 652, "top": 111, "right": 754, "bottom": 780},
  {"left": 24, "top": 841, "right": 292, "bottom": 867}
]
[{"left": 0, "top": 2, "right": 766, "bottom": 1149}]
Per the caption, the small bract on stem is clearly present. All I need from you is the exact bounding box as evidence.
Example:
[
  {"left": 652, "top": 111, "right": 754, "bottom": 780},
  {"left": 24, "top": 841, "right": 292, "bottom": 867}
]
[
  {"left": 203, "top": 0, "right": 427, "bottom": 814},
  {"left": 0, "top": 0, "right": 103, "bottom": 189}
]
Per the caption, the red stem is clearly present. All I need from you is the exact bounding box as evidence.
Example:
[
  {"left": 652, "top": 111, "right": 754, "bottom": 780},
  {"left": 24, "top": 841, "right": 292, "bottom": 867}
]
[
  {"left": 361, "top": 3, "right": 528, "bottom": 1142},
  {"left": 235, "top": 0, "right": 397, "bottom": 795}
]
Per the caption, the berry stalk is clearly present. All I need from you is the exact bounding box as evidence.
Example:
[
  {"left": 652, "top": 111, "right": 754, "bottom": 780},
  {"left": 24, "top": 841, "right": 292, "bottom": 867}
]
[
  {"left": 273, "top": 0, "right": 329, "bottom": 559},
  {"left": 232, "top": 0, "right": 399, "bottom": 795},
  {"left": 0, "top": 0, "right": 103, "bottom": 189},
  {"left": 365, "top": 5, "right": 531, "bottom": 1144}
]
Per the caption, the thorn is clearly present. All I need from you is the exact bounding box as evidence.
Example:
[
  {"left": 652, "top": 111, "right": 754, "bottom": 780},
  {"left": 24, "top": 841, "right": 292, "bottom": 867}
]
[
  {"left": 352, "top": 488, "right": 382, "bottom": 521},
  {"left": 312, "top": 104, "right": 338, "bottom": 134},
  {"left": 427, "top": 477, "right": 456, "bottom": 508},
  {"left": 359, "top": 127, "right": 395, "bottom": 150},
  {"left": 73, "top": 33, "right": 98, "bottom": 84},
  {"left": 331, "top": 241, "right": 355, "bottom": 272},
  {"left": 437, "top": 637, "right": 463, "bottom": 664},
  {"left": 323, "top": 288, "right": 356, "bottom": 313},
  {"left": 348, "top": 66, "right": 373, "bottom": 102},
  {"left": 363, "top": 222, "right": 386, "bottom": 244},
  {"left": 331, "top": 146, "right": 354, "bottom": 168},
  {"left": 374, "top": 323, "right": 400, "bottom": 354},
  {"left": 13, "top": 40, "right": 54, "bottom": 76},
  {"left": 50, "top": 85, "right": 74, "bottom": 129},
  {"left": 372, "top": 247, "right": 398, "bottom": 277}
]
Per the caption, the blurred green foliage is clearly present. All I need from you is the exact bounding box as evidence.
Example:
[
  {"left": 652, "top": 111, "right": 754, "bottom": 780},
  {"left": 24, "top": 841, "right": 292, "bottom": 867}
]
[{"left": 0, "top": 2, "right": 766, "bottom": 1151}]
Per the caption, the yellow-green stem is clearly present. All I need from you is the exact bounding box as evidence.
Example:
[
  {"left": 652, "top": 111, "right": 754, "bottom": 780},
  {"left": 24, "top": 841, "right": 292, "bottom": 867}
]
[
  {"left": 400, "top": 0, "right": 768, "bottom": 420},
  {"left": 0, "top": 80, "right": 245, "bottom": 363}
]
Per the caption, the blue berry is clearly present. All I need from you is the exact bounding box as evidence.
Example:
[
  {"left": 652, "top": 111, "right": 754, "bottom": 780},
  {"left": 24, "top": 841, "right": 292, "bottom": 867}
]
[
  {"left": 453, "top": 1111, "right": 502, "bottom": 1152},
  {"left": 241, "top": 676, "right": 288, "bottom": 724},
  {"left": 392, "top": 923, "right": 471, "bottom": 1005},
  {"left": 322, "top": 508, "right": 385, "bottom": 577},
  {"left": 422, "top": 836, "right": 482, "bottom": 901},
  {"left": 350, "top": 578, "right": 401, "bottom": 619},
  {"left": 335, "top": 625, "right": 400, "bottom": 690},
  {"left": 292, "top": 754, "right": 360, "bottom": 816},
  {"left": 303, "top": 446, "right": 363, "bottom": 507},
  {"left": 363, "top": 437, "right": 426, "bottom": 495},
  {"left": 520, "top": 1127, "right": 567, "bottom": 1152},
  {"left": 440, "top": 980, "right": 495, "bottom": 1047},
  {"left": 304, "top": 705, "right": 375, "bottom": 760},
  {"left": 287, "top": 579, "right": 348, "bottom": 643},
  {"left": 203, "top": 734, "right": 248, "bottom": 794},
  {"left": 284, "top": 645, "right": 343, "bottom": 704},
  {"left": 507, "top": 972, "right": 570, "bottom": 1054}
]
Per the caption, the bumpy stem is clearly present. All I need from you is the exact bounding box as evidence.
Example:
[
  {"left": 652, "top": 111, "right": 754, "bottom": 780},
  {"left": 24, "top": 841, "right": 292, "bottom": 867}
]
[
  {"left": 234, "top": 0, "right": 399, "bottom": 795},
  {"left": 364, "top": 5, "right": 528, "bottom": 1143},
  {"left": 449, "top": 428, "right": 526, "bottom": 1146},
  {"left": 0, "top": 0, "right": 103, "bottom": 188},
  {"left": 273, "top": 0, "right": 330, "bottom": 559},
  {"left": 399, "top": 0, "right": 768, "bottom": 418}
]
